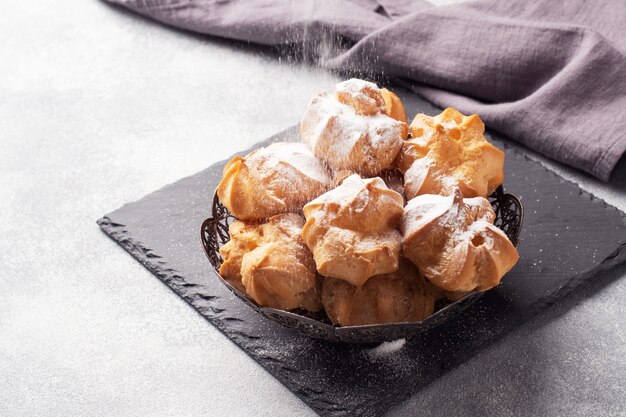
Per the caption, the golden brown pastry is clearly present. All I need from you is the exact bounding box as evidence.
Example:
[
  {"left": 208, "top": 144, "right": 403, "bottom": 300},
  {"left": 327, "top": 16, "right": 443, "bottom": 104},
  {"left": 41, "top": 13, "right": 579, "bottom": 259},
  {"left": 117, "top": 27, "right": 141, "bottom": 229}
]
[
  {"left": 300, "top": 79, "right": 408, "bottom": 177},
  {"left": 217, "top": 142, "right": 332, "bottom": 220},
  {"left": 322, "top": 260, "right": 435, "bottom": 326},
  {"left": 397, "top": 108, "right": 505, "bottom": 199},
  {"left": 219, "top": 213, "right": 322, "bottom": 312},
  {"left": 218, "top": 220, "right": 261, "bottom": 293},
  {"left": 380, "top": 88, "right": 408, "bottom": 127},
  {"left": 400, "top": 189, "right": 519, "bottom": 297},
  {"left": 302, "top": 174, "right": 404, "bottom": 287}
]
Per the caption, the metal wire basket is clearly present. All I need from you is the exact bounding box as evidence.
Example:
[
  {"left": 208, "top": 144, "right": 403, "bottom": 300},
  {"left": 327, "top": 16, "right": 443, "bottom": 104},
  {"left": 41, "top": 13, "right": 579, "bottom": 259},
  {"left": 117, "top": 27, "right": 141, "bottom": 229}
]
[{"left": 200, "top": 185, "right": 523, "bottom": 344}]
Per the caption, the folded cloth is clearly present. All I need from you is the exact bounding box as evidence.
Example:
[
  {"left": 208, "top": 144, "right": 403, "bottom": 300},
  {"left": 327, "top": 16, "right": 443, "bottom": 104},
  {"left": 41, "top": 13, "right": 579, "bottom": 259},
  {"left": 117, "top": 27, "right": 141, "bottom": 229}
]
[{"left": 106, "top": 0, "right": 626, "bottom": 181}]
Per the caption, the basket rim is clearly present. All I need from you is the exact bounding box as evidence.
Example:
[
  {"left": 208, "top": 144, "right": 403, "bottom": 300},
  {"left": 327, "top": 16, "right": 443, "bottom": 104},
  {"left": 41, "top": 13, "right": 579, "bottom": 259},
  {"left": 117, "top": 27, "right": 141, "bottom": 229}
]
[{"left": 209, "top": 266, "right": 485, "bottom": 332}]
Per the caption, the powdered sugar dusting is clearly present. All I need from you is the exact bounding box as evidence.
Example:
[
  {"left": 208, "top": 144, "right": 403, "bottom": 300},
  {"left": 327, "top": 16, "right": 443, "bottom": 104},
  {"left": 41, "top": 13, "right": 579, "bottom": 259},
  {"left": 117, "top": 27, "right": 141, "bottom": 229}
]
[
  {"left": 307, "top": 174, "right": 402, "bottom": 210},
  {"left": 335, "top": 78, "right": 385, "bottom": 114},
  {"left": 402, "top": 191, "right": 496, "bottom": 240},
  {"left": 401, "top": 193, "right": 453, "bottom": 235},
  {"left": 366, "top": 338, "right": 406, "bottom": 358},
  {"left": 300, "top": 80, "right": 405, "bottom": 174},
  {"left": 252, "top": 142, "right": 331, "bottom": 185},
  {"left": 401, "top": 188, "right": 519, "bottom": 293},
  {"left": 335, "top": 78, "right": 379, "bottom": 95}
]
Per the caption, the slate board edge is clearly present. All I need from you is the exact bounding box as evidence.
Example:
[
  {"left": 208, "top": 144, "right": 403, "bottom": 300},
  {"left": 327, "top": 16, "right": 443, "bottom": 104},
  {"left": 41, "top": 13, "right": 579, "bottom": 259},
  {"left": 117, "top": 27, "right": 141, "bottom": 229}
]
[
  {"left": 96, "top": 216, "right": 246, "bottom": 339},
  {"left": 96, "top": 129, "right": 626, "bottom": 417}
]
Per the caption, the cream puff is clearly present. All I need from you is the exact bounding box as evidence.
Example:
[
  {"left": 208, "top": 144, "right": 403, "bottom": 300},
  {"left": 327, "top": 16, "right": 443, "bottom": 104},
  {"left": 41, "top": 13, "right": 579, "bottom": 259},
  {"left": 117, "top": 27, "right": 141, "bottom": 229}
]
[
  {"left": 300, "top": 79, "right": 408, "bottom": 177},
  {"left": 217, "top": 142, "right": 332, "bottom": 220},
  {"left": 302, "top": 174, "right": 404, "bottom": 286},
  {"left": 322, "top": 259, "right": 435, "bottom": 326},
  {"left": 398, "top": 108, "right": 505, "bottom": 199},
  {"left": 400, "top": 189, "right": 519, "bottom": 298},
  {"left": 219, "top": 213, "right": 322, "bottom": 312}
]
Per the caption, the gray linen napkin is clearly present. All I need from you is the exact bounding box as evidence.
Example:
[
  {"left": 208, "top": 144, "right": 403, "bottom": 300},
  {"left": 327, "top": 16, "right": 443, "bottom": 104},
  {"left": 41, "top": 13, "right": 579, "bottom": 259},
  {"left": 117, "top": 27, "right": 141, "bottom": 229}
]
[{"left": 105, "top": 0, "right": 626, "bottom": 181}]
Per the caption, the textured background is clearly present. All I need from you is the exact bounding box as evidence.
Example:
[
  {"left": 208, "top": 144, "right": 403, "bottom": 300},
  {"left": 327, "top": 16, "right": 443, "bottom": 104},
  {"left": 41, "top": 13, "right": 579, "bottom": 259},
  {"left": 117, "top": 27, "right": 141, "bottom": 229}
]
[{"left": 1, "top": 0, "right": 625, "bottom": 416}]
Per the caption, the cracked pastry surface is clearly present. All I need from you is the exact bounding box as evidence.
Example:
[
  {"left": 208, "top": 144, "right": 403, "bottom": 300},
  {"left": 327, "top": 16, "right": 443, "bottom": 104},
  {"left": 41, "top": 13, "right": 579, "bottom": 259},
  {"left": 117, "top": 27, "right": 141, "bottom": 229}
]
[
  {"left": 397, "top": 107, "right": 505, "bottom": 199},
  {"left": 400, "top": 189, "right": 519, "bottom": 298},
  {"left": 302, "top": 174, "right": 404, "bottom": 287},
  {"left": 217, "top": 142, "right": 332, "bottom": 220},
  {"left": 300, "top": 79, "right": 407, "bottom": 177},
  {"left": 219, "top": 213, "right": 322, "bottom": 312},
  {"left": 322, "top": 259, "right": 435, "bottom": 326}
]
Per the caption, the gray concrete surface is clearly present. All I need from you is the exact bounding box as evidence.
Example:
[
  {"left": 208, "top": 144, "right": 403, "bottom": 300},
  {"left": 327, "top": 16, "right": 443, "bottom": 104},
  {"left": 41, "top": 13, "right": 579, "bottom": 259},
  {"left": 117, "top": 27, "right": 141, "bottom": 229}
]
[{"left": 0, "top": 0, "right": 624, "bottom": 416}]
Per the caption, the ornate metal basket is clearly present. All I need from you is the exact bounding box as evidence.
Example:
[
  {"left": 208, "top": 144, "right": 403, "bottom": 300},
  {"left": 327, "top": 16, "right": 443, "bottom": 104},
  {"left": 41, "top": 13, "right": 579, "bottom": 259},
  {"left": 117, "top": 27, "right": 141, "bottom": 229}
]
[{"left": 200, "top": 185, "right": 523, "bottom": 344}]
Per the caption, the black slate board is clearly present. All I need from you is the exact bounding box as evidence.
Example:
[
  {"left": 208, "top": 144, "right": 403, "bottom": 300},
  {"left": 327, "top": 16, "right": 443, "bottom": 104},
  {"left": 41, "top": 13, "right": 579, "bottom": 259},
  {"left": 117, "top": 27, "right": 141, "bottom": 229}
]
[{"left": 98, "top": 93, "right": 626, "bottom": 417}]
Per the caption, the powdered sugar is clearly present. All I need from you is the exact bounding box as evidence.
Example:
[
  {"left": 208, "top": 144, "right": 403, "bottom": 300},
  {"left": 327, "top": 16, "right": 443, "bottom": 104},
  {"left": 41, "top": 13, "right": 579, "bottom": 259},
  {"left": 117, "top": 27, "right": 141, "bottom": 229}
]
[
  {"left": 401, "top": 187, "right": 519, "bottom": 293},
  {"left": 402, "top": 190, "right": 499, "bottom": 252},
  {"left": 335, "top": 78, "right": 379, "bottom": 97},
  {"left": 335, "top": 78, "right": 385, "bottom": 115},
  {"left": 401, "top": 193, "right": 453, "bottom": 235},
  {"left": 307, "top": 174, "right": 403, "bottom": 211},
  {"left": 400, "top": 189, "right": 502, "bottom": 253},
  {"left": 366, "top": 338, "right": 406, "bottom": 358},
  {"left": 250, "top": 142, "right": 331, "bottom": 186}
]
